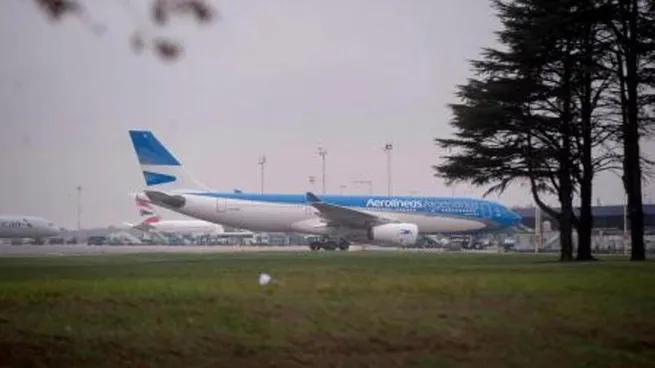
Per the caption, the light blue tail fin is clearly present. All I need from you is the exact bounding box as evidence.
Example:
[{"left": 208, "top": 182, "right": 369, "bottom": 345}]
[{"left": 128, "top": 130, "right": 207, "bottom": 191}]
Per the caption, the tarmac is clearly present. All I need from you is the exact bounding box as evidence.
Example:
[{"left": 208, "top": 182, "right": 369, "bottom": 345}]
[
  {"left": 0, "top": 244, "right": 320, "bottom": 257},
  {"left": 0, "top": 244, "right": 462, "bottom": 257}
]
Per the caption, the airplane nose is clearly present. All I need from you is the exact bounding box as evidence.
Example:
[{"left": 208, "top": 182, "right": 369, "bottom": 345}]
[{"left": 510, "top": 210, "right": 522, "bottom": 224}]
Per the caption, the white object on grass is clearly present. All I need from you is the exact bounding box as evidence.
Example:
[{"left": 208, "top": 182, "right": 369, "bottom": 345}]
[{"left": 258, "top": 273, "right": 272, "bottom": 286}]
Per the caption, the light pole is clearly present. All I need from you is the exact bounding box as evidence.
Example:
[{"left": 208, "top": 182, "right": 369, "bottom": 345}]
[
  {"left": 608, "top": 170, "right": 629, "bottom": 255},
  {"left": 76, "top": 185, "right": 82, "bottom": 230},
  {"left": 535, "top": 205, "right": 542, "bottom": 254},
  {"left": 258, "top": 155, "right": 266, "bottom": 194},
  {"left": 383, "top": 143, "right": 393, "bottom": 196},
  {"left": 352, "top": 180, "right": 373, "bottom": 194},
  {"left": 317, "top": 146, "right": 327, "bottom": 194}
]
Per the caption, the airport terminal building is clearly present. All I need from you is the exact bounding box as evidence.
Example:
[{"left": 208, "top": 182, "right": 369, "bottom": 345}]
[
  {"left": 508, "top": 204, "right": 655, "bottom": 253},
  {"left": 512, "top": 204, "right": 655, "bottom": 232}
]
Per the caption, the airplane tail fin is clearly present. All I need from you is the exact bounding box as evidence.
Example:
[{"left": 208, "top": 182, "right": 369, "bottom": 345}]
[
  {"left": 128, "top": 130, "right": 208, "bottom": 191},
  {"left": 135, "top": 195, "right": 161, "bottom": 224},
  {"left": 120, "top": 195, "right": 160, "bottom": 231}
]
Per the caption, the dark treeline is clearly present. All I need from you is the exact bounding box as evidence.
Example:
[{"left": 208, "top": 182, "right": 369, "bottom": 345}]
[{"left": 434, "top": 0, "right": 654, "bottom": 261}]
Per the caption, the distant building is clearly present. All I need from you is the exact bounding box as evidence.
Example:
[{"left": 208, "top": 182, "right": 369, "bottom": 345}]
[{"left": 512, "top": 204, "right": 655, "bottom": 232}]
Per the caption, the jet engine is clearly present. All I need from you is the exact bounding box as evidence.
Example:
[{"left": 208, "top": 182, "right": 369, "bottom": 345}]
[{"left": 367, "top": 223, "right": 419, "bottom": 246}]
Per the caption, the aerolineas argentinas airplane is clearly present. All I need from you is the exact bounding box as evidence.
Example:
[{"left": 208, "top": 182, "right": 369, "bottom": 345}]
[{"left": 128, "top": 130, "right": 522, "bottom": 250}]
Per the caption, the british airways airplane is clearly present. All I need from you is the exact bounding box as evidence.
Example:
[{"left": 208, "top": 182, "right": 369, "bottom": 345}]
[
  {"left": 125, "top": 195, "right": 254, "bottom": 238},
  {"left": 128, "top": 130, "right": 522, "bottom": 250}
]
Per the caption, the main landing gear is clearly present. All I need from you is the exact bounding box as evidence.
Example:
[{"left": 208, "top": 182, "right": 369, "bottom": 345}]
[{"left": 309, "top": 238, "right": 350, "bottom": 251}]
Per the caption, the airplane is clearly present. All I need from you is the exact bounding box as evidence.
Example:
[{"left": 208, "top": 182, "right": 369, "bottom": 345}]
[
  {"left": 127, "top": 196, "right": 224, "bottom": 235},
  {"left": 0, "top": 215, "right": 61, "bottom": 239},
  {"left": 126, "top": 196, "right": 254, "bottom": 238},
  {"left": 127, "top": 130, "right": 523, "bottom": 250}
]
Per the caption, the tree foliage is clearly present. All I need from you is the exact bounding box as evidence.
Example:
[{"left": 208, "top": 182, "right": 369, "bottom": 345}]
[
  {"left": 34, "top": 0, "right": 219, "bottom": 62},
  {"left": 434, "top": 0, "right": 654, "bottom": 261}
]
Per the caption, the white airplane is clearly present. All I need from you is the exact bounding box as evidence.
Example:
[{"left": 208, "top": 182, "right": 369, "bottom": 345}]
[
  {"left": 127, "top": 195, "right": 254, "bottom": 238},
  {"left": 0, "top": 215, "right": 61, "bottom": 239},
  {"left": 128, "top": 130, "right": 522, "bottom": 250}
]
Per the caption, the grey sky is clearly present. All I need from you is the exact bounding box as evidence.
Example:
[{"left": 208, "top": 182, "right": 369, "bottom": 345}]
[{"left": 0, "top": 0, "right": 652, "bottom": 228}]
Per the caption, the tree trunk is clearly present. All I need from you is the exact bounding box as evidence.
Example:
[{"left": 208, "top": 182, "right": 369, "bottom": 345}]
[
  {"left": 559, "top": 39, "right": 575, "bottom": 262},
  {"left": 577, "top": 172, "right": 594, "bottom": 260},
  {"left": 577, "top": 16, "right": 595, "bottom": 262},
  {"left": 559, "top": 166, "right": 575, "bottom": 261},
  {"left": 623, "top": 0, "right": 646, "bottom": 260}
]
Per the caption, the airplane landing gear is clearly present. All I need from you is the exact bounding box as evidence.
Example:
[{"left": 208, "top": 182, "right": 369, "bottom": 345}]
[
  {"left": 309, "top": 238, "right": 350, "bottom": 251},
  {"left": 338, "top": 239, "right": 350, "bottom": 251}
]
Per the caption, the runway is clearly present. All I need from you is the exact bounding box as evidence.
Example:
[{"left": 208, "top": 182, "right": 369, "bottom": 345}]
[
  {"left": 0, "top": 244, "right": 500, "bottom": 257},
  {"left": 0, "top": 244, "right": 323, "bottom": 257}
]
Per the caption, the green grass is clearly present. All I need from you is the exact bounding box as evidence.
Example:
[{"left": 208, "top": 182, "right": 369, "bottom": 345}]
[{"left": 1, "top": 252, "right": 654, "bottom": 367}]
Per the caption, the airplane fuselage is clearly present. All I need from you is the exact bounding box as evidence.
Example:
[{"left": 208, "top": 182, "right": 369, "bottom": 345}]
[
  {"left": 0, "top": 215, "right": 61, "bottom": 239},
  {"left": 141, "top": 191, "right": 522, "bottom": 242},
  {"left": 148, "top": 220, "right": 224, "bottom": 235}
]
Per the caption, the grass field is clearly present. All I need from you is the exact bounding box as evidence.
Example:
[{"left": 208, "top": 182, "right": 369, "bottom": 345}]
[{"left": 1, "top": 252, "right": 654, "bottom": 367}]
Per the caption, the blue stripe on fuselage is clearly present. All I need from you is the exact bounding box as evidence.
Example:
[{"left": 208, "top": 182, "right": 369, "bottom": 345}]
[{"left": 184, "top": 192, "right": 522, "bottom": 229}]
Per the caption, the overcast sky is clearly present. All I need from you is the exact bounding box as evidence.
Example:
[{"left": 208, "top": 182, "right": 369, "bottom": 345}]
[{"left": 0, "top": 0, "right": 653, "bottom": 228}]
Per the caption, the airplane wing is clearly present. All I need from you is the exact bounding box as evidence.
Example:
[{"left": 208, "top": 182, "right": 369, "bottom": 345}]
[{"left": 305, "top": 192, "right": 396, "bottom": 228}]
